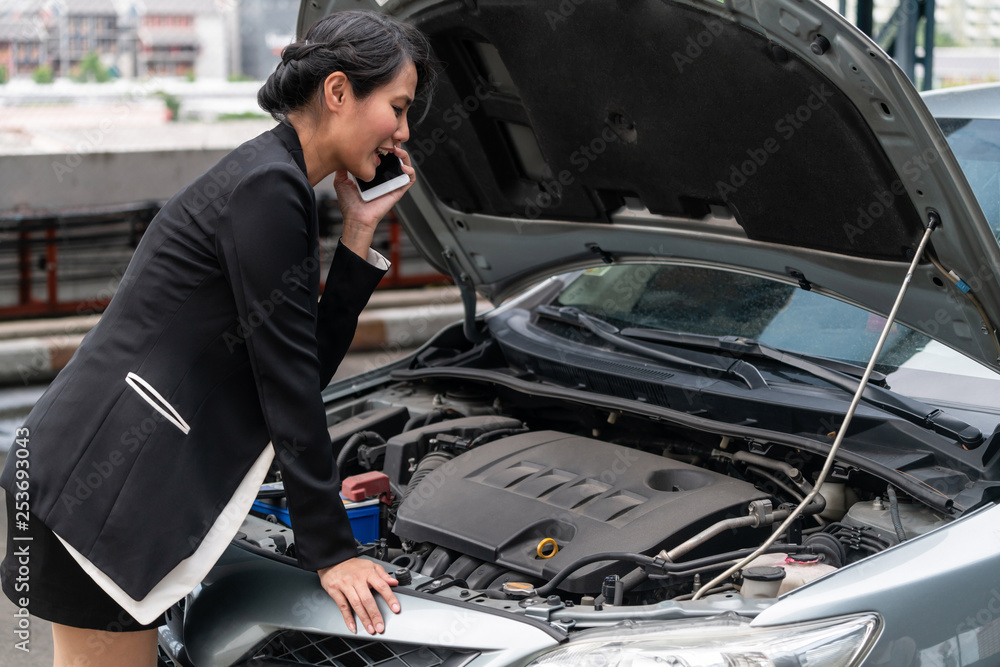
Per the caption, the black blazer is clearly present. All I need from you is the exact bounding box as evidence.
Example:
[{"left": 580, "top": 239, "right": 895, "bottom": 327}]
[{"left": 0, "top": 122, "right": 386, "bottom": 602}]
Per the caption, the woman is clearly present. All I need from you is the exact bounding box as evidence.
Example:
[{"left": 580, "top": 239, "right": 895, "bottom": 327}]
[{"left": 0, "top": 10, "right": 438, "bottom": 666}]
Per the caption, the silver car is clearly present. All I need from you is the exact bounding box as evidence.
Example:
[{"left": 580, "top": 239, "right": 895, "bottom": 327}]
[{"left": 157, "top": 0, "right": 1000, "bottom": 665}]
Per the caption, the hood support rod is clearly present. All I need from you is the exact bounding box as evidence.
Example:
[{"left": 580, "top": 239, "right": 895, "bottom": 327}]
[
  {"left": 442, "top": 247, "right": 488, "bottom": 343},
  {"left": 692, "top": 211, "right": 942, "bottom": 600}
]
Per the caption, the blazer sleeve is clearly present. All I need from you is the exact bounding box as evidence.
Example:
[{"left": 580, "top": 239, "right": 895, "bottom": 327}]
[
  {"left": 316, "top": 241, "right": 387, "bottom": 388},
  {"left": 216, "top": 162, "right": 381, "bottom": 572}
]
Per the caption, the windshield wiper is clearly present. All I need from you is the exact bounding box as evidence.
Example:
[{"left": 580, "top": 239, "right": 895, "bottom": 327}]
[
  {"left": 621, "top": 328, "right": 886, "bottom": 383},
  {"left": 535, "top": 305, "right": 768, "bottom": 390},
  {"left": 622, "top": 327, "right": 982, "bottom": 447}
]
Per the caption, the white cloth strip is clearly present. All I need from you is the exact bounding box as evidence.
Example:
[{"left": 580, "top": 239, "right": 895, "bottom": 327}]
[{"left": 125, "top": 371, "right": 191, "bottom": 435}]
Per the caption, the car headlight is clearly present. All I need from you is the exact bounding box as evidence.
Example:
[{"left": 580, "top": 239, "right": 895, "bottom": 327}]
[{"left": 527, "top": 612, "right": 880, "bottom": 667}]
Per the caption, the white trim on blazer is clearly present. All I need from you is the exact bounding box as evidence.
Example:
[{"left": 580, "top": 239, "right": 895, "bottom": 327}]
[{"left": 125, "top": 372, "right": 191, "bottom": 435}]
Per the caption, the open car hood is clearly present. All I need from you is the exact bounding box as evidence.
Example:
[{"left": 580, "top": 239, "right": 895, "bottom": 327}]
[{"left": 302, "top": 0, "right": 1000, "bottom": 372}]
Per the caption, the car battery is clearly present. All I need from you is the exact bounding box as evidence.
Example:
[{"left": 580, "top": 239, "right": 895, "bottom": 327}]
[{"left": 251, "top": 487, "right": 382, "bottom": 544}]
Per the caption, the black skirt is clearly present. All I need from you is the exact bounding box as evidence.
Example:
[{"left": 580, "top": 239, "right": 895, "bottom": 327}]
[{"left": 1, "top": 492, "right": 166, "bottom": 631}]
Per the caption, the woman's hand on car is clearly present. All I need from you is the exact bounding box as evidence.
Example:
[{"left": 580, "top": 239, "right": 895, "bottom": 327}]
[
  {"left": 318, "top": 557, "right": 401, "bottom": 635},
  {"left": 334, "top": 145, "right": 416, "bottom": 258}
]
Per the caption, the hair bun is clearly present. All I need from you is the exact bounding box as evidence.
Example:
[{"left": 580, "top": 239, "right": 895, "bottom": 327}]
[
  {"left": 282, "top": 41, "right": 324, "bottom": 64},
  {"left": 258, "top": 10, "right": 439, "bottom": 123}
]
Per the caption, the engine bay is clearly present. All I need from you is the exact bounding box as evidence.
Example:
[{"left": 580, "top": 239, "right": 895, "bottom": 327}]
[{"left": 240, "top": 371, "right": 953, "bottom": 608}]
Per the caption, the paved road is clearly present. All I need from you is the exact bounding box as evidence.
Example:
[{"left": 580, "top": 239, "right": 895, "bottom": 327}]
[{"left": 0, "top": 347, "right": 412, "bottom": 665}]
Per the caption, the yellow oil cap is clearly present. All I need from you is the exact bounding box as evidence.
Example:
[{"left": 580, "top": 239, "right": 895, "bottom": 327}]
[{"left": 536, "top": 538, "right": 559, "bottom": 559}]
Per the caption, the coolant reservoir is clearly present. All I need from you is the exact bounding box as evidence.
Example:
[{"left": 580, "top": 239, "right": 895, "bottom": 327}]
[
  {"left": 843, "top": 497, "right": 949, "bottom": 545},
  {"left": 741, "top": 553, "right": 837, "bottom": 595}
]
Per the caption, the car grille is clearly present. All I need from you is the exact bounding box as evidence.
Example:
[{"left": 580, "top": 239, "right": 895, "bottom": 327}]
[{"left": 247, "top": 630, "right": 474, "bottom": 666}]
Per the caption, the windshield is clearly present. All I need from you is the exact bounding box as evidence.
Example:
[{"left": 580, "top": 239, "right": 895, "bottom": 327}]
[
  {"left": 557, "top": 265, "right": 926, "bottom": 368},
  {"left": 554, "top": 264, "right": 1000, "bottom": 424},
  {"left": 937, "top": 118, "right": 1000, "bottom": 243}
]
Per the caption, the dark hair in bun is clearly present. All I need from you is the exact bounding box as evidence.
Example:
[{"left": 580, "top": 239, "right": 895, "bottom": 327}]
[{"left": 258, "top": 10, "right": 438, "bottom": 122}]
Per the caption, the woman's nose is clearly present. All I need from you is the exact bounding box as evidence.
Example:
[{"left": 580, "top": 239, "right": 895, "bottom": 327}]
[{"left": 394, "top": 117, "right": 410, "bottom": 143}]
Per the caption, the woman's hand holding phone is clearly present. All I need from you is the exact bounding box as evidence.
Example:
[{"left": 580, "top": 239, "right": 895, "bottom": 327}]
[{"left": 334, "top": 145, "right": 416, "bottom": 258}]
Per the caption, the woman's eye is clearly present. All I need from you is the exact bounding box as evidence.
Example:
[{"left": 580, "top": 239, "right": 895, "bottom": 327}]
[{"left": 392, "top": 106, "right": 403, "bottom": 117}]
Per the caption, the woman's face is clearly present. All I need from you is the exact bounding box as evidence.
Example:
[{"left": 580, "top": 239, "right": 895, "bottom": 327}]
[{"left": 339, "top": 60, "right": 418, "bottom": 182}]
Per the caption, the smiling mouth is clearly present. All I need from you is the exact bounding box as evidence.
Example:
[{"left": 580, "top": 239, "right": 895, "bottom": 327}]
[{"left": 374, "top": 146, "right": 394, "bottom": 166}]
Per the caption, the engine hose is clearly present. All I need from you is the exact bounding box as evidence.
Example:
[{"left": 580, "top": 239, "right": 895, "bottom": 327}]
[
  {"left": 799, "top": 489, "right": 826, "bottom": 516},
  {"left": 642, "top": 545, "right": 805, "bottom": 582},
  {"left": 729, "top": 450, "right": 810, "bottom": 492},
  {"left": 468, "top": 427, "right": 529, "bottom": 449},
  {"left": 336, "top": 431, "right": 386, "bottom": 478},
  {"left": 538, "top": 545, "right": 802, "bottom": 597},
  {"left": 620, "top": 567, "right": 649, "bottom": 593},
  {"left": 887, "top": 485, "right": 908, "bottom": 543},
  {"left": 535, "top": 552, "right": 656, "bottom": 597},
  {"left": 745, "top": 466, "right": 804, "bottom": 502},
  {"left": 401, "top": 450, "right": 455, "bottom": 506},
  {"left": 402, "top": 409, "right": 448, "bottom": 433}
]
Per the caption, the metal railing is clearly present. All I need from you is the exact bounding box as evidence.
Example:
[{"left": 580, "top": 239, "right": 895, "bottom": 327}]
[{"left": 0, "top": 200, "right": 446, "bottom": 321}]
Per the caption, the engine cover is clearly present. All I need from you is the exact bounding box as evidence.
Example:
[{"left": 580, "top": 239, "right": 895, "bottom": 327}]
[{"left": 394, "top": 430, "right": 765, "bottom": 592}]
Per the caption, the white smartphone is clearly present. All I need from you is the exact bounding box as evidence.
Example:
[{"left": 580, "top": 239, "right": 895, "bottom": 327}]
[{"left": 347, "top": 152, "right": 410, "bottom": 202}]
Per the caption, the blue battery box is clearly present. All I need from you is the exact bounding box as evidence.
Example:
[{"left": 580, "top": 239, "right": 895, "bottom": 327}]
[{"left": 251, "top": 495, "right": 380, "bottom": 544}]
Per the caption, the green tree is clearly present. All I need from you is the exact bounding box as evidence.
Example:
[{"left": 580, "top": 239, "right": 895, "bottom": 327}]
[
  {"left": 0, "top": 65, "right": 8, "bottom": 85},
  {"left": 156, "top": 91, "right": 181, "bottom": 121},
  {"left": 32, "top": 64, "right": 54, "bottom": 84},
  {"left": 74, "top": 51, "right": 111, "bottom": 83},
  {"left": 935, "top": 31, "right": 959, "bottom": 47}
]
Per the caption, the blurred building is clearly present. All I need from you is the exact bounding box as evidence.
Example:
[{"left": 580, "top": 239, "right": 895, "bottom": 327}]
[
  {"left": 936, "top": 0, "right": 1000, "bottom": 47},
  {"left": 0, "top": 15, "right": 47, "bottom": 76},
  {"left": 50, "top": 0, "right": 119, "bottom": 77},
  {"left": 828, "top": 0, "right": 1000, "bottom": 47},
  {"left": 0, "top": 0, "right": 234, "bottom": 79},
  {"left": 136, "top": 0, "right": 232, "bottom": 79}
]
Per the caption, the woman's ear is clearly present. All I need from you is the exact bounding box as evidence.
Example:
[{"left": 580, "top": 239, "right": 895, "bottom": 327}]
[{"left": 322, "top": 72, "right": 351, "bottom": 113}]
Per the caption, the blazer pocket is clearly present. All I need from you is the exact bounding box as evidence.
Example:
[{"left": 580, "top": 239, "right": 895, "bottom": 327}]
[{"left": 124, "top": 372, "right": 191, "bottom": 435}]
